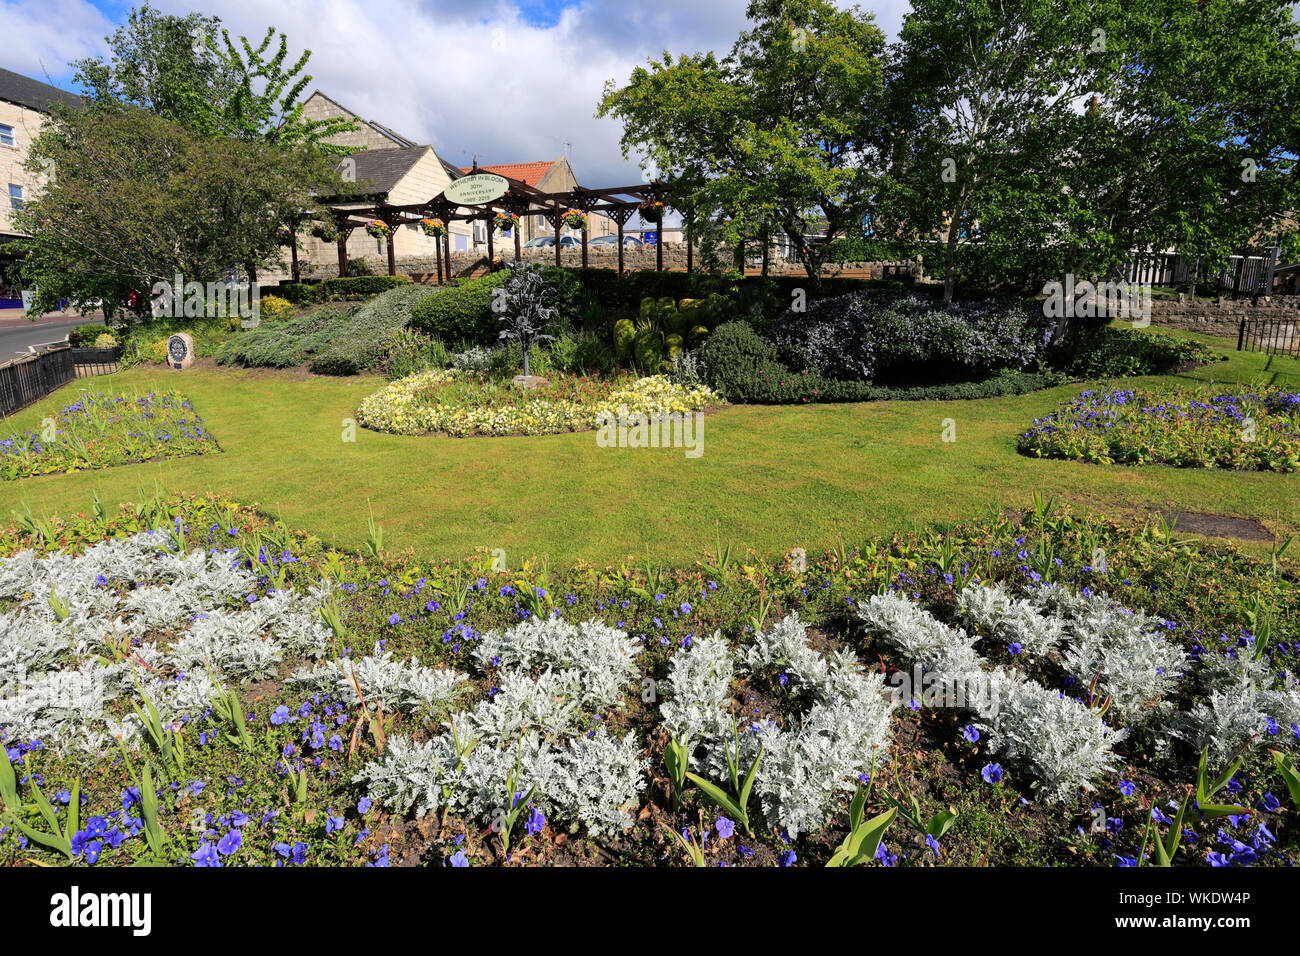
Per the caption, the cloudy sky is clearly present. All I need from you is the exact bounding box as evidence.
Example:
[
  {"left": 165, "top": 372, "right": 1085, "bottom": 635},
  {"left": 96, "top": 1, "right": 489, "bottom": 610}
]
[{"left": 4, "top": 0, "right": 911, "bottom": 186}]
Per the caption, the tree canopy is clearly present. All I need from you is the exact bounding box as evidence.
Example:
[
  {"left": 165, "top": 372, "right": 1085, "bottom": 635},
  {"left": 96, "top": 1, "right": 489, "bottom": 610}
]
[{"left": 598, "top": 0, "right": 1300, "bottom": 297}]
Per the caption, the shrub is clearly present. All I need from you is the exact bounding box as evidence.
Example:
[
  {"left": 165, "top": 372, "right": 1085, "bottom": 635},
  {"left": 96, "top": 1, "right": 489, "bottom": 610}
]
[
  {"left": 263, "top": 282, "right": 321, "bottom": 305},
  {"left": 822, "top": 235, "right": 918, "bottom": 262},
  {"left": 92, "top": 333, "right": 118, "bottom": 349},
  {"left": 122, "top": 316, "right": 238, "bottom": 367},
  {"left": 1049, "top": 323, "right": 1220, "bottom": 378},
  {"left": 378, "top": 328, "right": 450, "bottom": 380},
  {"left": 772, "top": 290, "right": 1049, "bottom": 386},
  {"left": 320, "top": 275, "right": 411, "bottom": 299},
  {"left": 258, "top": 295, "right": 295, "bottom": 322},
  {"left": 67, "top": 324, "right": 118, "bottom": 347},
  {"left": 409, "top": 273, "right": 507, "bottom": 344},
  {"left": 549, "top": 330, "right": 615, "bottom": 375},
  {"left": 215, "top": 309, "right": 352, "bottom": 368},
  {"left": 308, "top": 284, "right": 438, "bottom": 375}
]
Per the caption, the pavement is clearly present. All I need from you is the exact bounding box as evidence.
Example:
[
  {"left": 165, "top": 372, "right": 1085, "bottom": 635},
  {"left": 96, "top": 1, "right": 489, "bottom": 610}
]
[{"left": 0, "top": 311, "right": 104, "bottom": 361}]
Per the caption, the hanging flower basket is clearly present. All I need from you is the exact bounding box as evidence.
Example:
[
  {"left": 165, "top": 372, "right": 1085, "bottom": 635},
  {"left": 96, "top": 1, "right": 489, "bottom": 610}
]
[
  {"left": 312, "top": 222, "right": 339, "bottom": 243},
  {"left": 494, "top": 212, "right": 520, "bottom": 233},
  {"left": 638, "top": 200, "right": 665, "bottom": 223},
  {"left": 420, "top": 218, "right": 446, "bottom": 237},
  {"left": 365, "top": 220, "right": 391, "bottom": 240},
  {"left": 560, "top": 207, "right": 587, "bottom": 231}
]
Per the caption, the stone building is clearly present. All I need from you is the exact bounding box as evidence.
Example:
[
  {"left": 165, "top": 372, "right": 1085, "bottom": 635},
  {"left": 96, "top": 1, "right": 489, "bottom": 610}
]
[
  {"left": 286, "top": 91, "right": 613, "bottom": 279},
  {"left": 0, "top": 68, "right": 82, "bottom": 306}
]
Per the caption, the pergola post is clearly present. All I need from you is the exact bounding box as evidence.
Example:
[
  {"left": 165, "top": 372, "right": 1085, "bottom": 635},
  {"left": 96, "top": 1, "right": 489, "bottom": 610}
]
[
  {"left": 486, "top": 215, "right": 494, "bottom": 267},
  {"left": 290, "top": 233, "right": 300, "bottom": 283},
  {"left": 514, "top": 223, "right": 522, "bottom": 262},
  {"left": 554, "top": 206, "right": 562, "bottom": 268},
  {"left": 444, "top": 230, "right": 453, "bottom": 281},
  {"left": 656, "top": 224, "right": 663, "bottom": 272},
  {"left": 617, "top": 214, "right": 625, "bottom": 275},
  {"left": 386, "top": 229, "right": 396, "bottom": 276},
  {"left": 435, "top": 230, "right": 443, "bottom": 285},
  {"left": 336, "top": 227, "right": 349, "bottom": 278}
]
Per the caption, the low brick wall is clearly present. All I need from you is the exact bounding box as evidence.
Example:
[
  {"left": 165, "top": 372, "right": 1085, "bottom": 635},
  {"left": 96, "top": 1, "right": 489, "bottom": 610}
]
[{"left": 1148, "top": 295, "right": 1300, "bottom": 339}]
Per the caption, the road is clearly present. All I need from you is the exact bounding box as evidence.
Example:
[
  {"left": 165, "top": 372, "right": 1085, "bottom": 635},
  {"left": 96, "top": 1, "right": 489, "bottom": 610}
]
[{"left": 0, "top": 316, "right": 104, "bottom": 361}]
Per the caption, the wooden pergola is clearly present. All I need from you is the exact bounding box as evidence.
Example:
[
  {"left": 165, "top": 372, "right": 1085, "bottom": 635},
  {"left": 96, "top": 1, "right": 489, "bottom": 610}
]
[{"left": 318, "top": 165, "right": 694, "bottom": 283}]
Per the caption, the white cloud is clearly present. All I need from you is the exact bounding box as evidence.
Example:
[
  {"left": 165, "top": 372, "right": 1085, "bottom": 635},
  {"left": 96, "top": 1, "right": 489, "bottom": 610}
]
[{"left": 6, "top": 0, "right": 913, "bottom": 187}]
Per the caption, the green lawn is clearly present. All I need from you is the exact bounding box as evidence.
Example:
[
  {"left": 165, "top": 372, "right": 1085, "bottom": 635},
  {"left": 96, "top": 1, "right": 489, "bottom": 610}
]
[{"left": 3, "top": 336, "right": 1298, "bottom": 566}]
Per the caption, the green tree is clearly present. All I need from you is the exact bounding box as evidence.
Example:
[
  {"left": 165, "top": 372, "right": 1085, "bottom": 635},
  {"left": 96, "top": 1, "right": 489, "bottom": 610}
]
[
  {"left": 878, "top": 0, "right": 1300, "bottom": 299},
  {"left": 73, "top": 4, "right": 357, "bottom": 151},
  {"left": 598, "top": 0, "right": 888, "bottom": 283},
  {"left": 72, "top": 4, "right": 239, "bottom": 128},
  {"left": 15, "top": 108, "right": 341, "bottom": 318},
  {"left": 878, "top": 0, "right": 1115, "bottom": 301}
]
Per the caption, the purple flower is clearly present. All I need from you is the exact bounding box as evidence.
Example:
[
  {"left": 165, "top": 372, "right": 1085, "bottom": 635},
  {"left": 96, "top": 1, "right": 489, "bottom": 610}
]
[
  {"left": 190, "top": 842, "right": 222, "bottom": 867},
  {"left": 716, "top": 816, "right": 735, "bottom": 839},
  {"left": 981, "top": 763, "right": 1004, "bottom": 785},
  {"left": 216, "top": 830, "right": 242, "bottom": 856}
]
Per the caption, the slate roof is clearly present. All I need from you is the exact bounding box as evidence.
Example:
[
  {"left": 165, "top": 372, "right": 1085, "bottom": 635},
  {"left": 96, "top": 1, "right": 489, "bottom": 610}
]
[
  {"left": 0, "top": 68, "right": 82, "bottom": 113},
  {"left": 350, "top": 146, "right": 432, "bottom": 193}
]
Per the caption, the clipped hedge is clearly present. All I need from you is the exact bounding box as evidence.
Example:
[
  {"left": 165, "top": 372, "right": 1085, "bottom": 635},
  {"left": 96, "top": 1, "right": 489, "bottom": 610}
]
[
  {"left": 409, "top": 272, "right": 507, "bottom": 345},
  {"left": 307, "top": 284, "right": 438, "bottom": 376},
  {"left": 558, "top": 268, "right": 896, "bottom": 320},
  {"left": 67, "top": 323, "right": 118, "bottom": 347},
  {"left": 260, "top": 275, "right": 412, "bottom": 305}
]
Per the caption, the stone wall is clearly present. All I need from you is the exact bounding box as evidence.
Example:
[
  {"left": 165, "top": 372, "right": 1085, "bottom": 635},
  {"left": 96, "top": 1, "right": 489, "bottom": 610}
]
[
  {"left": 1147, "top": 295, "right": 1300, "bottom": 339},
  {"left": 290, "top": 243, "right": 923, "bottom": 283}
]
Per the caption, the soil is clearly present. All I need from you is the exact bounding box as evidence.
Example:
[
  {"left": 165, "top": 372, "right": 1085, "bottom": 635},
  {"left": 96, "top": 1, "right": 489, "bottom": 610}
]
[{"left": 1156, "top": 509, "right": 1274, "bottom": 542}]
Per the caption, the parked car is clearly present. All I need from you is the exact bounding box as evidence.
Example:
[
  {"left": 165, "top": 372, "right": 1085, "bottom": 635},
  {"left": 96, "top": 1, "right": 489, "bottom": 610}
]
[
  {"left": 589, "top": 234, "right": 643, "bottom": 247},
  {"left": 521, "top": 236, "right": 581, "bottom": 250}
]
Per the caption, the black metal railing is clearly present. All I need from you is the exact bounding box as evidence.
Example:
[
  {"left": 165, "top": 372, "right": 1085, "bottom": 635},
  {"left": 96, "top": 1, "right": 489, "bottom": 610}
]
[
  {"left": 71, "top": 345, "right": 124, "bottom": 376},
  {"left": 0, "top": 345, "right": 77, "bottom": 419},
  {"left": 1238, "top": 318, "right": 1300, "bottom": 358}
]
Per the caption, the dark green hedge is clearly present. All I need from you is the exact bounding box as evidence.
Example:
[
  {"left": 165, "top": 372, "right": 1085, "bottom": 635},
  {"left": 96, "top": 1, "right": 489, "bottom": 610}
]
[
  {"left": 697, "top": 320, "right": 1059, "bottom": 405},
  {"left": 261, "top": 275, "right": 412, "bottom": 304},
  {"left": 67, "top": 323, "right": 120, "bottom": 347}
]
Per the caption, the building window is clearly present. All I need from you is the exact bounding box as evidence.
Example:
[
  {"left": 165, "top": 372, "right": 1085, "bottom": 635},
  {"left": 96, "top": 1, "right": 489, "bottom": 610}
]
[
  {"left": 472, "top": 220, "right": 485, "bottom": 244},
  {"left": 455, "top": 233, "right": 469, "bottom": 252},
  {"left": 0, "top": 125, "right": 13, "bottom": 147},
  {"left": 8, "top": 184, "right": 23, "bottom": 211}
]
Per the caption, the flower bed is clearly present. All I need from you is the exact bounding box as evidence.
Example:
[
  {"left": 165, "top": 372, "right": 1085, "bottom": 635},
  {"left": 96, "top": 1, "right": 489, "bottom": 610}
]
[
  {"left": 0, "top": 390, "right": 218, "bottom": 479},
  {"left": 1019, "top": 386, "right": 1300, "bottom": 472},
  {"left": 356, "top": 370, "right": 718, "bottom": 437},
  {"left": 1, "top": 492, "right": 1297, "bottom": 868}
]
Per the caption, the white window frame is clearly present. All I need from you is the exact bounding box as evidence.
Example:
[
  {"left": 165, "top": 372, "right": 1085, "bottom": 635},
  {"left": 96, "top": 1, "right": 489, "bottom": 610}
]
[
  {"left": 0, "top": 125, "right": 14, "bottom": 148},
  {"left": 8, "top": 183, "right": 23, "bottom": 210}
]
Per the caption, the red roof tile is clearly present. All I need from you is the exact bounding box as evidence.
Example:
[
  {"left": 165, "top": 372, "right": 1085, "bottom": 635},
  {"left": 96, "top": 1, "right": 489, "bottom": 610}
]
[{"left": 458, "top": 160, "right": 557, "bottom": 187}]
